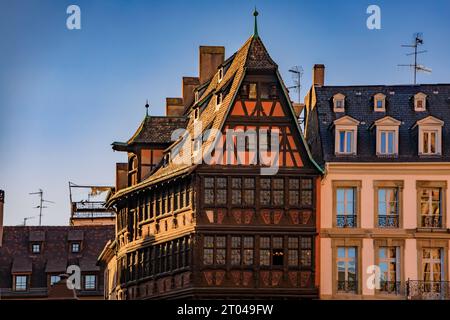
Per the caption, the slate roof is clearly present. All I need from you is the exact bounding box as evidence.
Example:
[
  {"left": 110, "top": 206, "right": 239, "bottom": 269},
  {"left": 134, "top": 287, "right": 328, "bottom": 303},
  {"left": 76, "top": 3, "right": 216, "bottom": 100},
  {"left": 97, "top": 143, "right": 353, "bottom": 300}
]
[
  {"left": 0, "top": 225, "right": 114, "bottom": 297},
  {"left": 112, "top": 116, "right": 187, "bottom": 151},
  {"left": 305, "top": 84, "right": 450, "bottom": 165}
]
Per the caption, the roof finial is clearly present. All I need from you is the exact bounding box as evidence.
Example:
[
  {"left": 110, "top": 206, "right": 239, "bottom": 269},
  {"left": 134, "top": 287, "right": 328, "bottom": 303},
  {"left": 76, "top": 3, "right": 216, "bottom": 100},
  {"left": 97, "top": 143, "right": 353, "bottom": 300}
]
[
  {"left": 145, "top": 99, "right": 149, "bottom": 116},
  {"left": 253, "top": 7, "right": 259, "bottom": 37}
]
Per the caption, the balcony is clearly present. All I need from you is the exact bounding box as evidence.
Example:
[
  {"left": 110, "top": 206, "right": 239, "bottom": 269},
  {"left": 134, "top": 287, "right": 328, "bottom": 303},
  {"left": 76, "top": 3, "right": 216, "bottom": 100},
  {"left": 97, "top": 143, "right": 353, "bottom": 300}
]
[
  {"left": 379, "top": 281, "right": 404, "bottom": 295},
  {"left": 407, "top": 280, "right": 450, "bottom": 300},
  {"left": 336, "top": 215, "right": 357, "bottom": 228},
  {"left": 378, "top": 215, "right": 399, "bottom": 228},
  {"left": 420, "top": 215, "right": 442, "bottom": 228}
]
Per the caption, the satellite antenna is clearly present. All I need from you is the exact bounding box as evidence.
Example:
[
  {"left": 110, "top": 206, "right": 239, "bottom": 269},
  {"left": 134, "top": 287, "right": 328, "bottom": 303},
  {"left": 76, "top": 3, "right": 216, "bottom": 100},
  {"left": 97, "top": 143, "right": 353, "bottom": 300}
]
[
  {"left": 287, "top": 66, "right": 304, "bottom": 103},
  {"left": 398, "top": 33, "right": 431, "bottom": 84},
  {"left": 29, "top": 189, "right": 55, "bottom": 226}
]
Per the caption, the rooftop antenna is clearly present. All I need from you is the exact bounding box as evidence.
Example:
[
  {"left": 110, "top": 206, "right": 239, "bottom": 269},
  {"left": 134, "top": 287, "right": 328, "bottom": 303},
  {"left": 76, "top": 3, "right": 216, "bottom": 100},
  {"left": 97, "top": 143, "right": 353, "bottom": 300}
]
[
  {"left": 22, "top": 216, "right": 36, "bottom": 226},
  {"left": 398, "top": 33, "right": 431, "bottom": 84},
  {"left": 29, "top": 189, "right": 55, "bottom": 226},
  {"left": 288, "top": 66, "right": 304, "bottom": 104}
]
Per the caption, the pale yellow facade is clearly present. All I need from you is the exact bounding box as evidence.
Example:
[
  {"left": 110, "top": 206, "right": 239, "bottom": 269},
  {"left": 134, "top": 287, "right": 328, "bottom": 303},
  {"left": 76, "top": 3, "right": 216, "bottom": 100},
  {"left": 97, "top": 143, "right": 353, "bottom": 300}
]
[{"left": 320, "top": 162, "right": 450, "bottom": 299}]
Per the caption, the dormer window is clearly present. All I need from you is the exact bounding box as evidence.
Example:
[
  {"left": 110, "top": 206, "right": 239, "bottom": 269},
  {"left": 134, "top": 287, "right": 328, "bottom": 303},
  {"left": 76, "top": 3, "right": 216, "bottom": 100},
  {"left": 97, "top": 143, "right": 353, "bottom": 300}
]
[
  {"left": 163, "top": 153, "right": 170, "bottom": 167},
  {"left": 215, "top": 92, "right": 223, "bottom": 111},
  {"left": 194, "top": 107, "right": 200, "bottom": 120},
  {"left": 374, "top": 93, "right": 386, "bottom": 112},
  {"left": 373, "top": 116, "right": 401, "bottom": 156},
  {"left": 334, "top": 116, "right": 360, "bottom": 155},
  {"left": 415, "top": 116, "right": 444, "bottom": 156},
  {"left": 32, "top": 243, "right": 41, "bottom": 254},
  {"left": 218, "top": 67, "right": 224, "bottom": 83},
  {"left": 195, "top": 91, "right": 199, "bottom": 103},
  {"left": 71, "top": 242, "right": 80, "bottom": 253},
  {"left": 414, "top": 92, "right": 427, "bottom": 111},
  {"left": 333, "top": 93, "right": 345, "bottom": 112}
]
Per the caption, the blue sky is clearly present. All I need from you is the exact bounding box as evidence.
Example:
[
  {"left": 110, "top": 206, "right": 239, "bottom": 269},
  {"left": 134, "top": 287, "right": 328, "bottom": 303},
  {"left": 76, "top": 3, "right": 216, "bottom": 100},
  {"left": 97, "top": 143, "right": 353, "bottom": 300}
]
[{"left": 0, "top": 0, "right": 449, "bottom": 225}]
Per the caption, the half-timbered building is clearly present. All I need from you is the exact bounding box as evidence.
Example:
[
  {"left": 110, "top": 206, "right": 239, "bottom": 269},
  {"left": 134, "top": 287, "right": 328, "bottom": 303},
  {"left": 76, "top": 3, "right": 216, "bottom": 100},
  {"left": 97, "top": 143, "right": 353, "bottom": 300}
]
[{"left": 100, "top": 12, "right": 323, "bottom": 299}]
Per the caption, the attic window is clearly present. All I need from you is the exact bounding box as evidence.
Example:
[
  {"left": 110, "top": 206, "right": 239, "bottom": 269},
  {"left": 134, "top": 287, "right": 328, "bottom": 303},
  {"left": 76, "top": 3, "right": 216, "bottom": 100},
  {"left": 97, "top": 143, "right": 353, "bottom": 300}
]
[
  {"left": 333, "top": 93, "right": 345, "bottom": 112},
  {"left": 163, "top": 153, "right": 170, "bottom": 167},
  {"left": 195, "top": 91, "right": 199, "bottom": 103},
  {"left": 194, "top": 107, "right": 200, "bottom": 120},
  {"left": 249, "top": 83, "right": 257, "bottom": 100},
  {"left": 215, "top": 92, "right": 223, "bottom": 111},
  {"left": 218, "top": 67, "right": 224, "bottom": 83},
  {"left": 374, "top": 116, "right": 401, "bottom": 157},
  {"left": 416, "top": 116, "right": 444, "bottom": 156},
  {"left": 374, "top": 93, "right": 386, "bottom": 112},
  {"left": 71, "top": 242, "right": 80, "bottom": 253},
  {"left": 414, "top": 92, "right": 427, "bottom": 111},
  {"left": 333, "top": 116, "right": 360, "bottom": 155},
  {"left": 32, "top": 243, "right": 41, "bottom": 254}
]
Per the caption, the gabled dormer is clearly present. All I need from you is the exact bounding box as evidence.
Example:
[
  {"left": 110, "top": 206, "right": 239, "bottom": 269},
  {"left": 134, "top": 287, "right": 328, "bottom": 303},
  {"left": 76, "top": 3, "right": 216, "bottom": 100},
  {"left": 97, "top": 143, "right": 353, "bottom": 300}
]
[
  {"left": 373, "top": 93, "right": 386, "bottom": 112},
  {"left": 333, "top": 116, "right": 360, "bottom": 155},
  {"left": 414, "top": 92, "right": 427, "bottom": 111},
  {"left": 413, "top": 115, "right": 444, "bottom": 156},
  {"left": 333, "top": 93, "right": 345, "bottom": 113},
  {"left": 372, "top": 116, "right": 401, "bottom": 156}
]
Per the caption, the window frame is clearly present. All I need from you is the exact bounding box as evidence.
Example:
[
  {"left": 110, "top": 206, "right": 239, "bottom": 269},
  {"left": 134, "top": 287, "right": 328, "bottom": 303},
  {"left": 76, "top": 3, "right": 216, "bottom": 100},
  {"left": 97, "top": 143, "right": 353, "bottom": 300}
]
[
  {"left": 333, "top": 93, "right": 346, "bottom": 112},
  {"left": 333, "top": 116, "right": 360, "bottom": 156},
  {"left": 374, "top": 240, "right": 404, "bottom": 296},
  {"left": 84, "top": 274, "right": 97, "bottom": 291},
  {"left": 416, "top": 181, "right": 447, "bottom": 230},
  {"left": 373, "top": 93, "right": 386, "bottom": 112},
  {"left": 373, "top": 181, "right": 404, "bottom": 229},
  {"left": 332, "top": 181, "right": 361, "bottom": 228},
  {"left": 14, "top": 275, "right": 29, "bottom": 291},
  {"left": 332, "top": 239, "right": 362, "bottom": 296}
]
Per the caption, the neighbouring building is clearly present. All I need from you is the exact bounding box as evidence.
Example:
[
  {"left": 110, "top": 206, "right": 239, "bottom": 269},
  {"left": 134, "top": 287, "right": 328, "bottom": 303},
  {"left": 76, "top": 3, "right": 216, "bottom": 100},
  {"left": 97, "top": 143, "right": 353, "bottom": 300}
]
[
  {"left": 0, "top": 190, "right": 115, "bottom": 300},
  {"left": 305, "top": 65, "right": 450, "bottom": 299},
  {"left": 99, "top": 12, "right": 323, "bottom": 300}
]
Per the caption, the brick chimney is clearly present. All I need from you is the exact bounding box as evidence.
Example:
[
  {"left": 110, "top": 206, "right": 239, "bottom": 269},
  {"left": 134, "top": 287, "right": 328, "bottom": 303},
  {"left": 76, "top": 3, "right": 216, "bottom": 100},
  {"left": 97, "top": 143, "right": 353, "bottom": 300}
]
[
  {"left": 199, "top": 46, "right": 225, "bottom": 84},
  {"left": 182, "top": 77, "right": 200, "bottom": 109},
  {"left": 166, "top": 98, "right": 184, "bottom": 116},
  {"left": 312, "top": 64, "right": 325, "bottom": 87},
  {"left": 0, "top": 190, "right": 4, "bottom": 247}
]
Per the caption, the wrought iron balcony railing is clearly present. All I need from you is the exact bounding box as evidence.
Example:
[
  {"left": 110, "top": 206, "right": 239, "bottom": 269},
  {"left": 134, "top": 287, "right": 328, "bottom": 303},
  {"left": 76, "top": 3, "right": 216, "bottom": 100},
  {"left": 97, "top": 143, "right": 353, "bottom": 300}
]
[
  {"left": 407, "top": 280, "right": 450, "bottom": 300},
  {"left": 337, "top": 280, "right": 358, "bottom": 293},
  {"left": 420, "top": 215, "right": 442, "bottom": 228},
  {"left": 379, "top": 280, "right": 404, "bottom": 295},
  {"left": 336, "top": 215, "right": 357, "bottom": 228},
  {"left": 378, "top": 215, "right": 399, "bottom": 228}
]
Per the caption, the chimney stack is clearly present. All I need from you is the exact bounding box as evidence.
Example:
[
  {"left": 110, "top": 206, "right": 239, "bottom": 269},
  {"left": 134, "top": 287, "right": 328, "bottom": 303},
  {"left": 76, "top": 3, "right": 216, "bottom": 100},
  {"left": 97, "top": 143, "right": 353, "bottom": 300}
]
[
  {"left": 312, "top": 64, "right": 325, "bottom": 87},
  {"left": 182, "top": 77, "right": 200, "bottom": 109},
  {"left": 199, "top": 46, "right": 225, "bottom": 84},
  {"left": 0, "top": 190, "right": 4, "bottom": 247},
  {"left": 166, "top": 98, "right": 184, "bottom": 117}
]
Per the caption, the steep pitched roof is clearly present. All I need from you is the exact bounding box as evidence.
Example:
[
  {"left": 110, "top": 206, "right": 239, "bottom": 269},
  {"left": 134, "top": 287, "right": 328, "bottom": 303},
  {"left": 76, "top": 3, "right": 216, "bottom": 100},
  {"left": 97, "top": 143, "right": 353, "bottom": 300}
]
[
  {"left": 306, "top": 84, "right": 450, "bottom": 165},
  {"left": 112, "top": 115, "right": 187, "bottom": 150},
  {"left": 108, "top": 35, "right": 322, "bottom": 203}
]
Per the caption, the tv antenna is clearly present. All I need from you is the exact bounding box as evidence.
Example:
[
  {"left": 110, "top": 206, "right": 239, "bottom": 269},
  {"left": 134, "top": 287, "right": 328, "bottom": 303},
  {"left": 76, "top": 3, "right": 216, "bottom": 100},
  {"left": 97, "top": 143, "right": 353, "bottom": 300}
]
[
  {"left": 22, "top": 216, "right": 36, "bottom": 226},
  {"left": 398, "top": 33, "right": 431, "bottom": 84},
  {"left": 288, "top": 66, "right": 304, "bottom": 103},
  {"left": 29, "top": 189, "right": 55, "bottom": 226}
]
